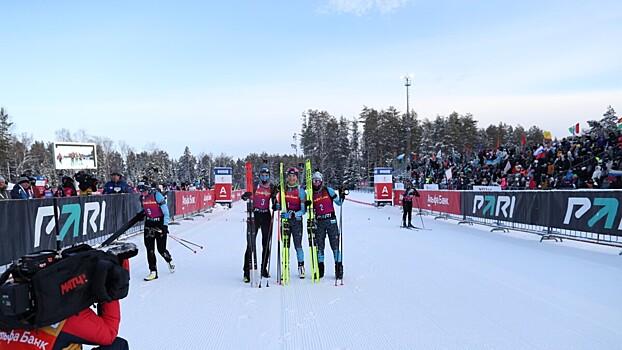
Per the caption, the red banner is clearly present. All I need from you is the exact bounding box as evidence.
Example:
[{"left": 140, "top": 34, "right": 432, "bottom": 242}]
[
  {"left": 374, "top": 183, "right": 393, "bottom": 202},
  {"left": 174, "top": 189, "right": 247, "bottom": 215},
  {"left": 175, "top": 191, "right": 202, "bottom": 215},
  {"left": 394, "top": 190, "right": 462, "bottom": 215},
  {"left": 214, "top": 183, "right": 232, "bottom": 202}
]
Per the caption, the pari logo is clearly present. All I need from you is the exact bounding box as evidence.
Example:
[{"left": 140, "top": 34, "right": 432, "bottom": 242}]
[
  {"left": 34, "top": 201, "right": 107, "bottom": 248},
  {"left": 564, "top": 197, "right": 620, "bottom": 229},
  {"left": 473, "top": 195, "right": 516, "bottom": 218},
  {"left": 182, "top": 195, "right": 197, "bottom": 205}
]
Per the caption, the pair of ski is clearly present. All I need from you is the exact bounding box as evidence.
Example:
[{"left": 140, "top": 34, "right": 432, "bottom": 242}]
[
  {"left": 401, "top": 225, "right": 420, "bottom": 231},
  {"left": 276, "top": 160, "right": 320, "bottom": 285},
  {"left": 245, "top": 162, "right": 269, "bottom": 288}
]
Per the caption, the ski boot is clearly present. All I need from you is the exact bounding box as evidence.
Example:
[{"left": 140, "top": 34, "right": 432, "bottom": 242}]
[
  {"left": 243, "top": 268, "right": 250, "bottom": 283},
  {"left": 318, "top": 262, "right": 325, "bottom": 278},
  {"left": 144, "top": 271, "right": 158, "bottom": 281},
  {"left": 167, "top": 260, "right": 176, "bottom": 273},
  {"left": 298, "top": 262, "right": 306, "bottom": 279},
  {"left": 335, "top": 262, "right": 343, "bottom": 279},
  {"left": 407, "top": 222, "right": 415, "bottom": 228}
]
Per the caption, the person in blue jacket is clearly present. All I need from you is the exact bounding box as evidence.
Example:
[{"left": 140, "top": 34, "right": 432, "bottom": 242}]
[
  {"left": 137, "top": 181, "right": 175, "bottom": 281},
  {"left": 10, "top": 176, "right": 34, "bottom": 199},
  {"left": 102, "top": 172, "right": 130, "bottom": 194},
  {"left": 311, "top": 172, "right": 346, "bottom": 279},
  {"left": 280, "top": 167, "right": 307, "bottom": 278}
]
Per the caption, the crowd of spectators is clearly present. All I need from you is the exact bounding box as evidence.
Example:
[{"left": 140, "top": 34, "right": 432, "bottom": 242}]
[
  {"left": 406, "top": 130, "right": 622, "bottom": 190},
  {"left": 0, "top": 171, "right": 212, "bottom": 201}
]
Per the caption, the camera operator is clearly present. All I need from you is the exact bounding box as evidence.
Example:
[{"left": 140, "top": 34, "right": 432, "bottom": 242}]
[
  {"left": 0, "top": 247, "right": 133, "bottom": 350},
  {"left": 75, "top": 171, "right": 99, "bottom": 196}
]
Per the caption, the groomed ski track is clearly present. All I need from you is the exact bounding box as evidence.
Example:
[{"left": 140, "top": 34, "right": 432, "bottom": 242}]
[{"left": 117, "top": 191, "right": 622, "bottom": 350}]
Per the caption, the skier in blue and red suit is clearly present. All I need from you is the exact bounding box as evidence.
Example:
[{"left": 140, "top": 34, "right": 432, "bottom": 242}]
[
  {"left": 280, "top": 167, "right": 307, "bottom": 278},
  {"left": 310, "top": 171, "right": 346, "bottom": 279},
  {"left": 241, "top": 167, "right": 278, "bottom": 282},
  {"left": 138, "top": 181, "right": 175, "bottom": 281}
]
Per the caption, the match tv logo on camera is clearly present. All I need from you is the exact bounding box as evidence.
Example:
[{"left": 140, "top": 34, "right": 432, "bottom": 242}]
[{"left": 60, "top": 273, "right": 88, "bottom": 295}]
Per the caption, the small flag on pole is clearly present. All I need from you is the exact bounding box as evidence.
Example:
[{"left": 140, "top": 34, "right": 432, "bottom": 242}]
[
  {"left": 543, "top": 131, "right": 552, "bottom": 141},
  {"left": 520, "top": 134, "right": 526, "bottom": 146},
  {"left": 568, "top": 123, "right": 580, "bottom": 135}
]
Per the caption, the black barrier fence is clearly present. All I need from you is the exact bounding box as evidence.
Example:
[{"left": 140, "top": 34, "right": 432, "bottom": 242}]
[
  {"left": 0, "top": 192, "right": 181, "bottom": 266},
  {"left": 451, "top": 190, "right": 622, "bottom": 245}
]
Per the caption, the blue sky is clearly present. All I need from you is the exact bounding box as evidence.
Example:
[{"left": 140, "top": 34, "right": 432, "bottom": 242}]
[{"left": 1, "top": 0, "right": 621, "bottom": 159}]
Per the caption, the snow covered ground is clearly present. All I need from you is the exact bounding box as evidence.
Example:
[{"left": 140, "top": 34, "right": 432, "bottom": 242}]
[{"left": 116, "top": 191, "right": 622, "bottom": 350}]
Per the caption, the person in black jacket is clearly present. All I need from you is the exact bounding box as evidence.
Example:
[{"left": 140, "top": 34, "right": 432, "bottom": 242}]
[
  {"left": 402, "top": 179, "right": 419, "bottom": 228},
  {"left": 241, "top": 167, "right": 277, "bottom": 282}
]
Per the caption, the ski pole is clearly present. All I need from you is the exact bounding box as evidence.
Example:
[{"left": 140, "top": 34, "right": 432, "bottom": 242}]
[
  {"left": 337, "top": 199, "right": 344, "bottom": 286},
  {"left": 276, "top": 209, "right": 282, "bottom": 284},
  {"left": 170, "top": 235, "right": 197, "bottom": 254},
  {"left": 414, "top": 191, "right": 426, "bottom": 229},
  {"left": 169, "top": 235, "right": 204, "bottom": 249}
]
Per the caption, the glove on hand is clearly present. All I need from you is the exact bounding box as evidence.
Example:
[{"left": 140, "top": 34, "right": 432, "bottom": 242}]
[
  {"left": 280, "top": 211, "right": 295, "bottom": 219},
  {"left": 338, "top": 188, "right": 348, "bottom": 202},
  {"left": 273, "top": 203, "right": 281, "bottom": 211},
  {"left": 241, "top": 191, "right": 252, "bottom": 201},
  {"left": 161, "top": 225, "right": 169, "bottom": 234},
  {"left": 136, "top": 211, "right": 146, "bottom": 221}
]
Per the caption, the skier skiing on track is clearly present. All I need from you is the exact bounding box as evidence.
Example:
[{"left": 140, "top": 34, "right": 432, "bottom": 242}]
[
  {"left": 280, "top": 167, "right": 307, "bottom": 278},
  {"left": 310, "top": 172, "right": 346, "bottom": 279}
]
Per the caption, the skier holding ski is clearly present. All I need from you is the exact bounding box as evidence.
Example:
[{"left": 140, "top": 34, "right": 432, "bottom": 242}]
[
  {"left": 310, "top": 172, "right": 346, "bottom": 279},
  {"left": 241, "top": 167, "right": 277, "bottom": 282},
  {"left": 280, "top": 167, "right": 307, "bottom": 278},
  {"left": 138, "top": 182, "right": 175, "bottom": 281}
]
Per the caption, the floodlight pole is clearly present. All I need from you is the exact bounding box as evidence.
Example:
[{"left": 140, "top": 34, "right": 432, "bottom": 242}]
[{"left": 402, "top": 74, "right": 414, "bottom": 168}]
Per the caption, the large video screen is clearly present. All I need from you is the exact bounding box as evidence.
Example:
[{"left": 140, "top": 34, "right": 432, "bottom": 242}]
[{"left": 53, "top": 142, "right": 98, "bottom": 170}]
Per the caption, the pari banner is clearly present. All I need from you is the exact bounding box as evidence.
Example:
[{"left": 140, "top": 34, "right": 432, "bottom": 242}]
[{"left": 0, "top": 195, "right": 137, "bottom": 266}]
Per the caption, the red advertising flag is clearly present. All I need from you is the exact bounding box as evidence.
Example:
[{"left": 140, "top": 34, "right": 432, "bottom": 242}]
[{"left": 520, "top": 134, "right": 526, "bottom": 146}]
